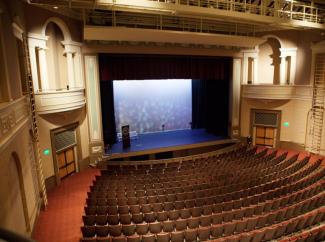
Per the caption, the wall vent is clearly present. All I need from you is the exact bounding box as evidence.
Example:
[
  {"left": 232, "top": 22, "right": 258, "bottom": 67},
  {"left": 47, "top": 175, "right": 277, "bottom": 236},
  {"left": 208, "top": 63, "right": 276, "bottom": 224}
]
[
  {"left": 254, "top": 112, "right": 278, "bottom": 127},
  {"left": 54, "top": 129, "right": 76, "bottom": 152}
]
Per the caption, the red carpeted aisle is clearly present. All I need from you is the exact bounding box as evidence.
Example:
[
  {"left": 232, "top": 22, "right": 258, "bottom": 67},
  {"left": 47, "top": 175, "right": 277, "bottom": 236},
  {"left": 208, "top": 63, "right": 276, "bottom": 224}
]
[{"left": 32, "top": 168, "right": 100, "bottom": 242}]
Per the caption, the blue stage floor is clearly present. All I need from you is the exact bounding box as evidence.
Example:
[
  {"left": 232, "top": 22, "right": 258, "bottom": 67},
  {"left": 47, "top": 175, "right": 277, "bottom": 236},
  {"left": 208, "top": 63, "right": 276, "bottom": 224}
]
[{"left": 108, "top": 129, "right": 226, "bottom": 155}]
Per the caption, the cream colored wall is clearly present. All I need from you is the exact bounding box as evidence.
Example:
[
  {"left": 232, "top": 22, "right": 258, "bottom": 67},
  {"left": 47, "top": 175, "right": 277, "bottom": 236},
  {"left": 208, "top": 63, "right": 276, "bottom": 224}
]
[
  {"left": 240, "top": 98, "right": 312, "bottom": 146},
  {"left": 37, "top": 107, "right": 89, "bottom": 179},
  {"left": 258, "top": 30, "right": 324, "bottom": 85},
  {"left": 45, "top": 22, "right": 68, "bottom": 90},
  {"left": 0, "top": 0, "right": 39, "bottom": 236},
  {"left": 0, "top": 0, "right": 22, "bottom": 100},
  {"left": 258, "top": 42, "right": 274, "bottom": 84},
  {"left": 0, "top": 122, "right": 40, "bottom": 236}
]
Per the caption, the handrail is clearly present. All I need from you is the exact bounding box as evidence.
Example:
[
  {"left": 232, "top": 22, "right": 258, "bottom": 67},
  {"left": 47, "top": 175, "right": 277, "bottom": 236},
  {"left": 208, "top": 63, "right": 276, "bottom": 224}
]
[{"left": 29, "top": 0, "right": 325, "bottom": 25}]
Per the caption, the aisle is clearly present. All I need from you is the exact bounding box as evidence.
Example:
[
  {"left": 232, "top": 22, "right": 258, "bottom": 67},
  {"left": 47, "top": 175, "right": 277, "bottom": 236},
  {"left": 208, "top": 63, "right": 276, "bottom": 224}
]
[{"left": 32, "top": 168, "right": 100, "bottom": 242}]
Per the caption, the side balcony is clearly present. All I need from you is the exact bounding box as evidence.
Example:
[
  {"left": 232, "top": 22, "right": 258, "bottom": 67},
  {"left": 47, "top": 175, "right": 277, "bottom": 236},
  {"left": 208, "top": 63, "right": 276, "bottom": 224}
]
[
  {"left": 34, "top": 88, "right": 86, "bottom": 114},
  {"left": 242, "top": 84, "right": 312, "bottom": 101}
]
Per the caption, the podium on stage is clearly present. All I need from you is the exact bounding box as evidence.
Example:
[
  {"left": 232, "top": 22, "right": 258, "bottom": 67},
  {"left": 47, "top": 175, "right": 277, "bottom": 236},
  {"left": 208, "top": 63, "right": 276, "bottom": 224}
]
[{"left": 121, "top": 125, "right": 131, "bottom": 149}]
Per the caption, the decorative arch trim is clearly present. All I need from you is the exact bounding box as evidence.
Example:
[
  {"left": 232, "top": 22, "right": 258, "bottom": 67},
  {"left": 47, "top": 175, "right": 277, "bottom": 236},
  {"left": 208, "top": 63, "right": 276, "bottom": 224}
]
[
  {"left": 42, "top": 17, "right": 72, "bottom": 41},
  {"left": 261, "top": 35, "right": 283, "bottom": 49}
]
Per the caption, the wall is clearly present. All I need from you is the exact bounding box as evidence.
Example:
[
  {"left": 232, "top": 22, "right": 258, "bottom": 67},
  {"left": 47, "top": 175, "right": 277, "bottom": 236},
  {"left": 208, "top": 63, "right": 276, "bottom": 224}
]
[
  {"left": 0, "top": 0, "right": 40, "bottom": 235},
  {"left": 240, "top": 98, "right": 312, "bottom": 147},
  {"left": 0, "top": 124, "right": 40, "bottom": 236},
  {"left": 37, "top": 108, "right": 89, "bottom": 180},
  {"left": 23, "top": 3, "right": 90, "bottom": 181},
  {"left": 259, "top": 30, "right": 324, "bottom": 85},
  {"left": 0, "top": 0, "right": 23, "bottom": 100}
]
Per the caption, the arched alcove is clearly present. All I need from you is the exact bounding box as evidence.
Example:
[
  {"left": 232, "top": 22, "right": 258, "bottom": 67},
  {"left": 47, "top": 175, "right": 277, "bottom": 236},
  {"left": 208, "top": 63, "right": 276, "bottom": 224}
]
[
  {"left": 45, "top": 22, "right": 68, "bottom": 90},
  {"left": 11, "top": 152, "right": 31, "bottom": 233},
  {"left": 258, "top": 37, "right": 281, "bottom": 84}
]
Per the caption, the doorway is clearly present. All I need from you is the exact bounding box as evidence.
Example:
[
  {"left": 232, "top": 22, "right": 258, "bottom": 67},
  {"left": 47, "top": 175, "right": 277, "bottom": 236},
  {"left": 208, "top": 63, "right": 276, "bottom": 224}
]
[
  {"left": 57, "top": 147, "right": 76, "bottom": 179},
  {"left": 51, "top": 123, "right": 80, "bottom": 185},
  {"left": 251, "top": 109, "right": 281, "bottom": 148}
]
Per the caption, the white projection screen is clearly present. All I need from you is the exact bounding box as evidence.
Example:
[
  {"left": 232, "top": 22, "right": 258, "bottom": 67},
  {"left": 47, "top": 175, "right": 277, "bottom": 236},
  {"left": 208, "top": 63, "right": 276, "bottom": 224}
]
[{"left": 113, "top": 79, "right": 192, "bottom": 134}]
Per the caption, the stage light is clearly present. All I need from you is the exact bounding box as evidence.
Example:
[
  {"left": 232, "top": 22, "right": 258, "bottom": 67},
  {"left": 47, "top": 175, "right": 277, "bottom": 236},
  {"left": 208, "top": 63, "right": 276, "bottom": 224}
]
[
  {"left": 43, "top": 149, "right": 50, "bottom": 156},
  {"left": 53, "top": 6, "right": 58, "bottom": 9},
  {"left": 283, "top": 121, "right": 289, "bottom": 127}
]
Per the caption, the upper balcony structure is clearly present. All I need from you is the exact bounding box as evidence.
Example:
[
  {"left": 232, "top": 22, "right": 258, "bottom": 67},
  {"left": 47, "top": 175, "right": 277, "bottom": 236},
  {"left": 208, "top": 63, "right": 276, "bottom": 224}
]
[{"left": 28, "top": 17, "right": 85, "bottom": 114}]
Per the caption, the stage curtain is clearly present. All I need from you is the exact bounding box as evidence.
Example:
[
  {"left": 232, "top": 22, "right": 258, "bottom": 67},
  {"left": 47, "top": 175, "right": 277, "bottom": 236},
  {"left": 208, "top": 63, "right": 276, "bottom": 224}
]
[
  {"left": 192, "top": 79, "right": 206, "bottom": 129},
  {"left": 192, "top": 79, "right": 230, "bottom": 137},
  {"left": 100, "top": 81, "right": 117, "bottom": 145},
  {"left": 99, "top": 54, "right": 230, "bottom": 80}
]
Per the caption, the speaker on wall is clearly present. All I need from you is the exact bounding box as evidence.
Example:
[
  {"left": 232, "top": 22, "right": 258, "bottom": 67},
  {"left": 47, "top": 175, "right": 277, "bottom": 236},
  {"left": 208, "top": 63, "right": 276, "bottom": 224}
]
[{"left": 121, "top": 125, "right": 130, "bottom": 149}]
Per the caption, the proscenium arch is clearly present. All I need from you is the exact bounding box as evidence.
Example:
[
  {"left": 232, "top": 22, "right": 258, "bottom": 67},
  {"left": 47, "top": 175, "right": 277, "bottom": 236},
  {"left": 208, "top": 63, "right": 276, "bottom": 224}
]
[
  {"left": 11, "top": 152, "right": 31, "bottom": 233},
  {"left": 41, "top": 17, "right": 72, "bottom": 41}
]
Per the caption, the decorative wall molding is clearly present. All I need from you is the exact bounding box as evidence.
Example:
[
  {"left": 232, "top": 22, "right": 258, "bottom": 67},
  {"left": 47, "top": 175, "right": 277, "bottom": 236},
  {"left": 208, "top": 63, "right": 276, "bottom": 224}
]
[
  {"left": 242, "top": 84, "right": 313, "bottom": 101},
  {"left": 0, "top": 96, "right": 30, "bottom": 152},
  {"left": 34, "top": 88, "right": 86, "bottom": 114}
]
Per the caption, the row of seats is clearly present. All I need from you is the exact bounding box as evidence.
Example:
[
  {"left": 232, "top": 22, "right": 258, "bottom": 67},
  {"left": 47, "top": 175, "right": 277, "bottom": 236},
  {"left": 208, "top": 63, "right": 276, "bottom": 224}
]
[
  {"left": 81, "top": 200, "right": 324, "bottom": 241},
  {"left": 83, "top": 179, "right": 324, "bottom": 226},
  {"left": 87, "top": 155, "right": 308, "bottom": 204},
  {"left": 81, "top": 146, "right": 325, "bottom": 241},
  {"left": 84, "top": 158, "right": 322, "bottom": 215}
]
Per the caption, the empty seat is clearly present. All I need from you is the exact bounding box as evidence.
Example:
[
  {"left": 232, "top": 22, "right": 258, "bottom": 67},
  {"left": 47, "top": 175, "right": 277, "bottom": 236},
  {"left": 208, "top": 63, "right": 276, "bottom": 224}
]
[
  {"left": 175, "top": 218, "right": 187, "bottom": 231},
  {"left": 171, "top": 231, "right": 184, "bottom": 242},
  {"left": 198, "top": 226, "right": 210, "bottom": 241},
  {"left": 162, "top": 220, "right": 174, "bottom": 232},
  {"left": 156, "top": 232, "right": 170, "bottom": 242},
  {"left": 96, "top": 225, "right": 109, "bottom": 237},
  {"left": 96, "top": 215, "right": 108, "bottom": 225},
  {"left": 149, "top": 221, "right": 162, "bottom": 234},
  {"left": 142, "top": 234, "right": 156, "bottom": 242},
  {"left": 83, "top": 215, "right": 95, "bottom": 226},
  {"left": 122, "top": 224, "right": 136, "bottom": 236},
  {"left": 185, "top": 228, "right": 197, "bottom": 242},
  {"left": 81, "top": 226, "right": 96, "bottom": 238},
  {"left": 120, "top": 214, "right": 132, "bottom": 225},
  {"left": 109, "top": 224, "right": 123, "bottom": 237},
  {"left": 131, "top": 213, "right": 143, "bottom": 224},
  {"left": 136, "top": 223, "right": 149, "bottom": 235}
]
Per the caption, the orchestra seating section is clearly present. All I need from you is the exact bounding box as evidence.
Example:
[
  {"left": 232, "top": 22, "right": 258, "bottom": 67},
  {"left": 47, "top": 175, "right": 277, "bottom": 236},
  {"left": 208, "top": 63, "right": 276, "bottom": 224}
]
[{"left": 80, "top": 146, "right": 325, "bottom": 242}]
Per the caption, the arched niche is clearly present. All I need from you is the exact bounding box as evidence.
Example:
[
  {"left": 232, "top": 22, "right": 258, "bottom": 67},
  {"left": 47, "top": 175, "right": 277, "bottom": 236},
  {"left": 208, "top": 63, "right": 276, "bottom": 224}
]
[
  {"left": 11, "top": 152, "right": 31, "bottom": 233},
  {"left": 42, "top": 17, "right": 72, "bottom": 42},
  {"left": 45, "top": 22, "right": 68, "bottom": 90},
  {"left": 258, "top": 37, "right": 281, "bottom": 84}
]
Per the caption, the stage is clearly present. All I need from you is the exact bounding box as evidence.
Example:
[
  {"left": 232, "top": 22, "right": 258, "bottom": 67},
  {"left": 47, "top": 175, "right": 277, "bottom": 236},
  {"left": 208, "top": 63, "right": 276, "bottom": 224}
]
[{"left": 104, "top": 129, "right": 237, "bottom": 161}]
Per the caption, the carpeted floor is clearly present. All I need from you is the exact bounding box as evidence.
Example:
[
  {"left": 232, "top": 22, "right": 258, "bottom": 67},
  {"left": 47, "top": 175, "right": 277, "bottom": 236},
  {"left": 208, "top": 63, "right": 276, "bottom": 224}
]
[{"left": 32, "top": 168, "right": 100, "bottom": 242}]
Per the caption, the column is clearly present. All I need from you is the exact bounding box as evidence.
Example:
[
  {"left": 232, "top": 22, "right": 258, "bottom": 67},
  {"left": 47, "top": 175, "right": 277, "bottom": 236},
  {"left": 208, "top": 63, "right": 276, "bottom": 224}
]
[
  {"left": 290, "top": 53, "right": 296, "bottom": 85},
  {"left": 280, "top": 55, "right": 287, "bottom": 85},
  {"left": 66, "top": 51, "right": 75, "bottom": 88},
  {"left": 37, "top": 47, "right": 49, "bottom": 91},
  {"left": 231, "top": 58, "right": 241, "bottom": 137},
  {"left": 252, "top": 57, "right": 258, "bottom": 84}
]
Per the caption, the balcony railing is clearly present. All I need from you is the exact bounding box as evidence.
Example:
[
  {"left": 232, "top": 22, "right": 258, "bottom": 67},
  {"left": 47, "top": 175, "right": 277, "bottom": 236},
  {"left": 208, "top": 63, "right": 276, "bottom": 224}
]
[
  {"left": 29, "top": 0, "right": 324, "bottom": 25},
  {"left": 34, "top": 88, "right": 86, "bottom": 114}
]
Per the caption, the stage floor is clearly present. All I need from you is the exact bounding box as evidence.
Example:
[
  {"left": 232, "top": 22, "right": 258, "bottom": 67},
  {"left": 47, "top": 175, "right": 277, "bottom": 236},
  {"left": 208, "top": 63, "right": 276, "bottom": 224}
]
[{"left": 107, "top": 129, "right": 227, "bottom": 156}]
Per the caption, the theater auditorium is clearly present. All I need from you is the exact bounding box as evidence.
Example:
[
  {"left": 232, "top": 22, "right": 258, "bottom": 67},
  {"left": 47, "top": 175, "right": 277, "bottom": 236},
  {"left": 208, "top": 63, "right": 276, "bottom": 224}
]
[{"left": 0, "top": 0, "right": 324, "bottom": 241}]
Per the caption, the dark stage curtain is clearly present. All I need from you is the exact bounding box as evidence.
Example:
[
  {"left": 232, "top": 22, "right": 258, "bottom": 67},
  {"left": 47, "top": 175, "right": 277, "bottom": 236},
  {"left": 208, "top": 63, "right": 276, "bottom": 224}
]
[
  {"left": 192, "top": 78, "right": 230, "bottom": 137},
  {"left": 99, "top": 54, "right": 230, "bottom": 80},
  {"left": 100, "top": 81, "right": 117, "bottom": 146}
]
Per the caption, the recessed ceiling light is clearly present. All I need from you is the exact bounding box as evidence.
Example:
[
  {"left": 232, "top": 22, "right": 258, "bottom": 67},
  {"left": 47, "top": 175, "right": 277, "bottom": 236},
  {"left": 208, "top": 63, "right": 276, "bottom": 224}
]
[{"left": 53, "top": 6, "right": 58, "bottom": 9}]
